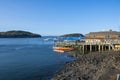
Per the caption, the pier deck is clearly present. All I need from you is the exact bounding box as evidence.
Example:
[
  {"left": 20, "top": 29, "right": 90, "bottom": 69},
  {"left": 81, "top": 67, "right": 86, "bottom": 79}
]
[{"left": 54, "top": 39, "right": 120, "bottom": 53}]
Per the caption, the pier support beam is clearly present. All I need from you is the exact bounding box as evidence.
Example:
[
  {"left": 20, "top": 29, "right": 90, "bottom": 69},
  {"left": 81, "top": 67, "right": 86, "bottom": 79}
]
[
  {"left": 85, "top": 45, "right": 87, "bottom": 51},
  {"left": 109, "top": 45, "right": 111, "bottom": 51},
  {"left": 104, "top": 46, "right": 106, "bottom": 51},
  {"left": 99, "top": 45, "right": 101, "bottom": 52},
  {"left": 102, "top": 45, "right": 104, "bottom": 51},
  {"left": 90, "top": 45, "right": 92, "bottom": 52},
  {"left": 83, "top": 45, "right": 84, "bottom": 54}
]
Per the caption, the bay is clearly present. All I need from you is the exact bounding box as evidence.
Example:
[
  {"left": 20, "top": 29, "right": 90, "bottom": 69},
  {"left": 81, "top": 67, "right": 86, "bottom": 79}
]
[{"left": 0, "top": 37, "right": 74, "bottom": 80}]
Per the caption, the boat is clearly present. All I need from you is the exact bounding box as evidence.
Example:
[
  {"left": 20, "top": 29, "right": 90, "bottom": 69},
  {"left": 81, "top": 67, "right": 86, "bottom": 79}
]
[
  {"left": 44, "top": 38, "right": 52, "bottom": 41},
  {"left": 53, "top": 46, "right": 74, "bottom": 51},
  {"left": 53, "top": 50, "right": 64, "bottom": 53}
]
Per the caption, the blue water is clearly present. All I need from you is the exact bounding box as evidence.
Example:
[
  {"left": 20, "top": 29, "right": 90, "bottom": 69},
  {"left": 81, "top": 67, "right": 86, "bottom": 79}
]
[{"left": 0, "top": 38, "right": 74, "bottom": 80}]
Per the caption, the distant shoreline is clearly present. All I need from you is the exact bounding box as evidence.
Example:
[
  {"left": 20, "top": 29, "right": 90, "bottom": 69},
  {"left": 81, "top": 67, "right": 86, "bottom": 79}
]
[{"left": 0, "top": 30, "right": 41, "bottom": 38}]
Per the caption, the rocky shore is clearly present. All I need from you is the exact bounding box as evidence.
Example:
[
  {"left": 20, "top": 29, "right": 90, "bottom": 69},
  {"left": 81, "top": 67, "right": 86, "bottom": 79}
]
[{"left": 52, "top": 50, "right": 120, "bottom": 80}]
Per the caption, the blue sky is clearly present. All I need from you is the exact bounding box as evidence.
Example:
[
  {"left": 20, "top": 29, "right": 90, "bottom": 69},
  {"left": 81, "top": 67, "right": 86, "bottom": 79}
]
[{"left": 0, "top": 0, "right": 120, "bottom": 35}]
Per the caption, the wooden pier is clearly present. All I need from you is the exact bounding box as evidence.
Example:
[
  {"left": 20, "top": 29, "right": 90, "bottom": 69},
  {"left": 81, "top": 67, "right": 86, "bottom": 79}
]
[{"left": 54, "top": 39, "right": 120, "bottom": 53}]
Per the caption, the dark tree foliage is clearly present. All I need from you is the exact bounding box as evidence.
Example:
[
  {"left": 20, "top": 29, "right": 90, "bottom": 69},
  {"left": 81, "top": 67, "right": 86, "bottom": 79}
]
[
  {"left": 60, "top": 33, "right": 84, "bottom": 37},
  {"left": 0, "top": 30, "right": 41, "bottom": 38}
]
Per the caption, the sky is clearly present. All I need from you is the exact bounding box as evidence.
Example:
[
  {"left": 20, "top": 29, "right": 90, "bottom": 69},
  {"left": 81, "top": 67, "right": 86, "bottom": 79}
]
[{"left": 0, "top": 0, "right": 120, "bottom": 35}]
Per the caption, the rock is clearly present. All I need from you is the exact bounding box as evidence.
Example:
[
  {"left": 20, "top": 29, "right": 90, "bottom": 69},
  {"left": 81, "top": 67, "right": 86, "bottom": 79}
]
[{"left": 52, "top": 51, "right": 120, "bottom": 80}]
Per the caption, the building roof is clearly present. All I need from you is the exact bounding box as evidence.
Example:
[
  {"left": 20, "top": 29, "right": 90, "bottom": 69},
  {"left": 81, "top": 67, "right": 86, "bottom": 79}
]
[{"left": 86, "top": 30, "right": 120, "bottom": 35}]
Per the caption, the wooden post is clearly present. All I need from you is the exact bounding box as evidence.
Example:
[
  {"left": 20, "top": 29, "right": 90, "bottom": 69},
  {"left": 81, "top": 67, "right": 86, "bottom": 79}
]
[
  {"left": 83, "top": 45, "right": 84, "bottom": 54},
  {"left": 99, "top": 45, "right": 101, "bottom": 52},
  {"left": 102, "top": 45, "right": 104, "bottom": 51},
  {"left": 85, "top": 45, "right": 87, "bottom": 51},
  {"left": 104, "top": 45, "right": 106, "bottom": 50},
  {"left": 90, "top": 45, "right": 92, "bottom": 52},
  {"left": 109, "top": 45, "right": 111, "bottom": 51}
]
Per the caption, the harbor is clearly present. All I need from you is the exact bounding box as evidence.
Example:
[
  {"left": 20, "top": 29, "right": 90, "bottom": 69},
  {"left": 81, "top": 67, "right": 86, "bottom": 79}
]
[
  {"left": 1, "top": 0, "right": 120, "bottom": 80},
  {"left": 52, "top": 30, "right": 120, "bottom": 80},
  {"left": 54, "top": 30, "right": 120, "bottom": 53}
]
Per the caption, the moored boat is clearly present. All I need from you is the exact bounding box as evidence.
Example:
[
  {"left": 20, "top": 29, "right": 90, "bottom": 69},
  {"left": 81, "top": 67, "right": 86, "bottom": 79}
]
[
  {"left": 53, "top": 49, "right": 64, "bottom": 53},
  {"left": 53, "top": 46, "right": 74, "bottom": 51}
]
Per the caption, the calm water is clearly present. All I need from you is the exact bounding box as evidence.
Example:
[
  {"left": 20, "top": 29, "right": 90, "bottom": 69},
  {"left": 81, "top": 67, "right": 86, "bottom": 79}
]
[{"left": 0, "top": 38, "right": 74, "bottom": 80}]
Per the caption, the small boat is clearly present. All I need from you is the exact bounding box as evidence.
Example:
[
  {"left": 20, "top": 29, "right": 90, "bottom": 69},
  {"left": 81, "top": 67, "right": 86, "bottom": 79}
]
[
  {"left": 44, "top": 38, "right": 52, "bottom": 41},
  {"left": 53, "top": 46, "right": 74, "bottom": 51},
  {"left": 53, "top": 50, "right": 64, "bottom": 53}
]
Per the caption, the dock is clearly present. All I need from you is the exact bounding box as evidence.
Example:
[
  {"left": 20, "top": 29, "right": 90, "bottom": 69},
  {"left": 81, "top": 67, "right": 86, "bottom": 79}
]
[{"left": 54, "top": 39, "right": 120, "bottom": 53}]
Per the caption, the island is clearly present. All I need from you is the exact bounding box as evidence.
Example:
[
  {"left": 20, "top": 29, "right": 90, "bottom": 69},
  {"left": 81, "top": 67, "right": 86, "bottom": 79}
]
[
  {"left": 60, "top": 33, "right": 85, "bottom": 37},
  {"left": 0, "top": 30, "right": 41, "bottom": 38}
]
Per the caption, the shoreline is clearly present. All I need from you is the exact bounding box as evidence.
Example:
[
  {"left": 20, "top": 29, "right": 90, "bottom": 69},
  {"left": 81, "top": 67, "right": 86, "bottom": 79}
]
[{"left": 52, "top": 50, "right": 120, "bottom": 80}]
